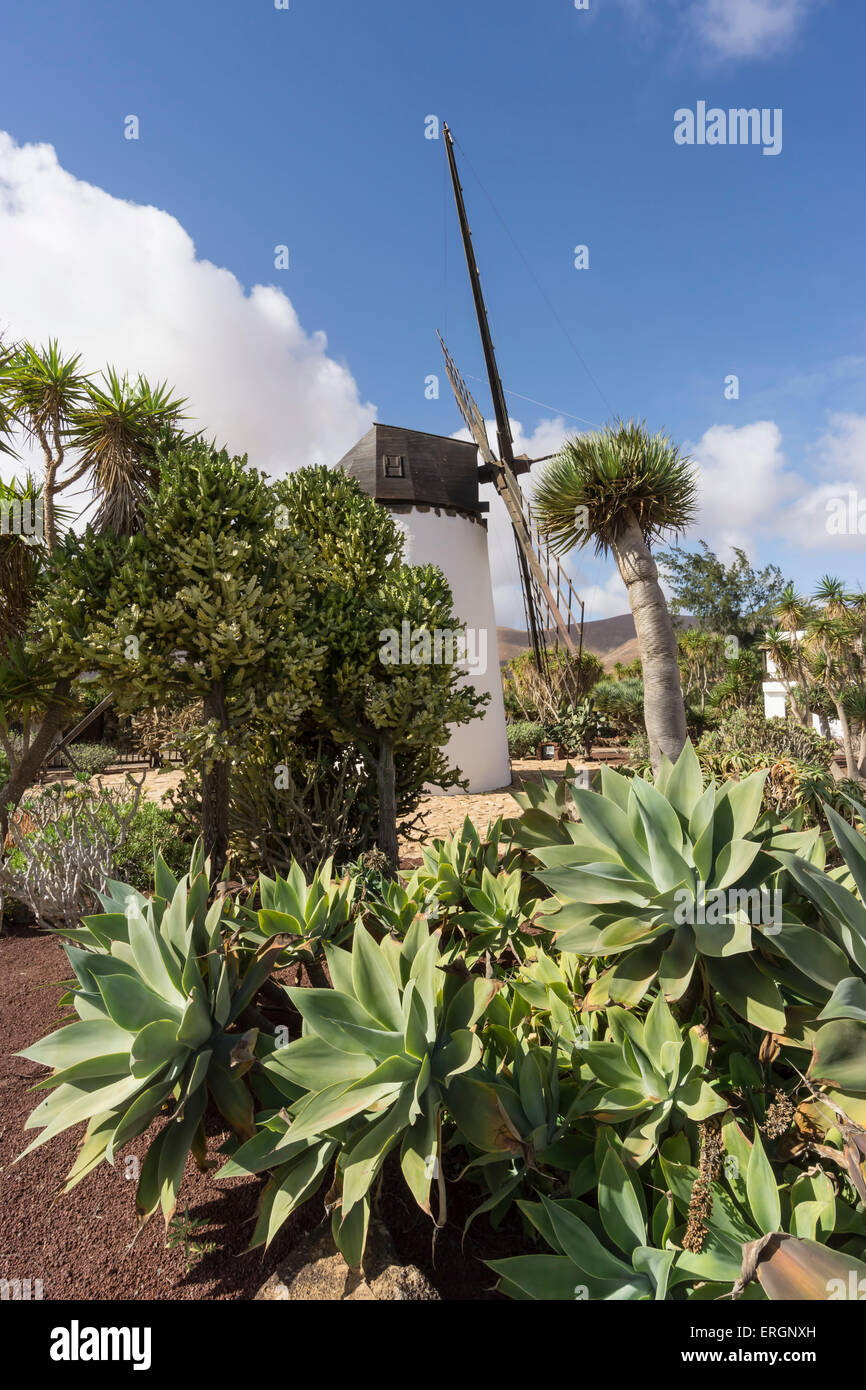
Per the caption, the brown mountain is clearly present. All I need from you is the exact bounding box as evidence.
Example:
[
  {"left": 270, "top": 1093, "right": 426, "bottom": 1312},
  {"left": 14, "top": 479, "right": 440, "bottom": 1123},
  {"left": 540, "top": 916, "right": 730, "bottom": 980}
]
[{"left": 497, "top": 613, "right": 694, "bottom": 671}]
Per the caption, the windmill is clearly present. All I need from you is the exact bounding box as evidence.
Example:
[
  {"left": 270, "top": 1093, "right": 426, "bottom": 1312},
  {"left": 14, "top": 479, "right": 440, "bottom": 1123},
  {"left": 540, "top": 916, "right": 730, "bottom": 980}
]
[{"left": 438, "top": 124, "right": 584, "bottom": 676}]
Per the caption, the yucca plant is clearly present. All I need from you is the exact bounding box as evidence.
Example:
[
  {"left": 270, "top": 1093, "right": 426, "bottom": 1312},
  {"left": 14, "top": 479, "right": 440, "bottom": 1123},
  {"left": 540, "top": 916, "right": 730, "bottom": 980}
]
[
  {"left": 17, "top": 850, "right": 279, "bottom": 1227},
  {"left": 217, "top": 917, "right": 498, "bottom": 1266},
  {"left": 530, "top": 742, "right": 823, "bottom": 1033}
]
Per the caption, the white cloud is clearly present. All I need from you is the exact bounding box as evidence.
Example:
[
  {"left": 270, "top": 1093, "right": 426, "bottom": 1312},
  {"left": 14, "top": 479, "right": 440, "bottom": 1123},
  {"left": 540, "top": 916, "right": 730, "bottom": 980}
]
[
  {"left": 613, "top": 0, "right": 820, "bottom": 61},
  {"left": 685, "top": 412, "right": 866, "bottom": 555},
  {"left": 455, "top": 415, "right": 629, "bottom": 628},
  {"left": 0, "top": 132, "right": 376, "bottom": 486},
  {"left": 578, "top": 571, "right": 630, "bottom": 621},
  {"left": 687, "top": 419, "right": 804, "bottom": 551},
  {"left": 783, "top": 411, "right": 866, "bottom": 550},
  {"left": 690, "top": 0, "right": 819, "bottom": 60}
]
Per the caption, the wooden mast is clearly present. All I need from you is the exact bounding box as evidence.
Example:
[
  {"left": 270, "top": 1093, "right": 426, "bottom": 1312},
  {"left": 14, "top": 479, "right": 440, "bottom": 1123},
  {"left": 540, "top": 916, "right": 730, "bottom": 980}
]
[{"left": 441, "top": 124, "right": 579, "bottom": 663}]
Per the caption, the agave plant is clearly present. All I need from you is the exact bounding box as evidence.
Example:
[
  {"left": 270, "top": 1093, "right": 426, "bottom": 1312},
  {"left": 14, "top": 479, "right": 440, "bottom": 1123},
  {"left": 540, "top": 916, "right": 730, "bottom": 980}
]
[
  {"left": 417, "top": 816, "right": 515, "bottom": 909},
  {"left": 488, "top": 1143, "right": 679, "bottom": 1300},
  {"left": 17, "top": 850, "right": 278, "bottom": 1226},
  {"left": 573, "top": 993, "right": 727, "bottom": 1164},
  {"left": 361, "top": 870, "right": 436, "bottom": 938},
  {"left": 528, "top": 742, "right": 823, "bottom": 1033},
  {"left": 240, "top": 857, "right": 358, "bottom": 978},
  {"left": 450, "top": 865, "right": 554, "bottom": 966},
  {"left": 448, "top": 1039, "right": 589, "bottom": 1229},
  {"left": 661, "top": 1120, "right": 866, "bottom": 1299},
  {"left": 511, "top": 948, "right": 593, "bottom": 1054},
  {"left": 773, "top": 800, "right": 866, "bottom": 1122},
  {"left": 217, "top": 917, "right": 498, "bottom": 1266},
  {"left": 509, "top": 765, "right": 582, "bottom": 850}
]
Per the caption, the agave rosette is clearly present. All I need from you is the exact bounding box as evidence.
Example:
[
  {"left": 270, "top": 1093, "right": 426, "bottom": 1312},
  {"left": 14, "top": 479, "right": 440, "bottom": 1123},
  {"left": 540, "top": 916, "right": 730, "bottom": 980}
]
[
  {"left": 17, "top": 851, "right": 276, "bottom": 1225},
  {"left": 217, "top": 917, "right": 498, "bottom": 1266},
  {"left": 572, "top": 993, "right": 727, "bottom": 1164},
  {"left": 530, "top": 742, "right": 820, "bottom": 1032}
]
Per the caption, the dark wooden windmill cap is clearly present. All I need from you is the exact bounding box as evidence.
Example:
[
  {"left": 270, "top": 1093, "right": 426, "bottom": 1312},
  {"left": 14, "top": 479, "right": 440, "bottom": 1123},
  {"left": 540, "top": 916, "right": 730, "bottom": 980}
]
[{"left": 335, "top": 423, "right": 490, "bottom": 515}]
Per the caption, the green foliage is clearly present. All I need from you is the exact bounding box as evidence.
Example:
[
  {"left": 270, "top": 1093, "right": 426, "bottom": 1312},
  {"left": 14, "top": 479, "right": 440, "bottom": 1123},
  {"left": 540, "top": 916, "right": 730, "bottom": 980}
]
[
  {"left": 507, "top": 720, "right": 545, "bottom": 759},
  {"left": 533, "top": 419, "right": 698, "bottom": 557},
  {"left": 107, "top": 801, "right": 196, "bottom": 891},
  {"left": 275, "top": 466, "right": 487, "bottom": 789},
  {"left": 591, "top": 676, "right": 644, "bottom": 736},
  {"left": 658, "top": 542, "right": 788, "bottom": 646},
  {"left": 698, "top": 709, "right": 836, "bottom": 773},
  {"left": 575, "top": 994, "right": 727, "bottom": 1164},
  {"left": 502, "top": 647, "right": 603, "bottom": 724},
  {"left": 242, "top": 856, "right": 359, "bottom": 966},
  {"left": 218, "top": 918, "right": 498, "bottom": 1265},
  {"left": 63, "top": 742, "right": 116, "bottom": 778},
  {"left": 523, "top": 743, "right": 818, "bottom": 1032},
  {"left": 550, "top": 698, "right": 599, "bottom": 759},
  {"left": 16, "top": 849, "right": 274, "bottom": 1227},
  {"left": 16, "top": 736, "right": 866, "bottom": 1299}
]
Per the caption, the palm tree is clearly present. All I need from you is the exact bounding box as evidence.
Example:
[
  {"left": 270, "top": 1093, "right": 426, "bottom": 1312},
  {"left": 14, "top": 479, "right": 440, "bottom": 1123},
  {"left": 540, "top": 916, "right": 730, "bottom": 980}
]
[
  {"left": 0, "top": 473, "right": 42, "bottom": 652},
  {"left": 765, "top": 583, "right": 814, "bottom": 726},
  {"left": 0, "top": 341, "right": 187, "bottom": 547},
  {"left": 0, "top": 339, "right": 188, "bottom": 839},
  {"left": 804, "top": 582, "right": 862, "bottom": 779},
  {"left": 533, "top": 420, "right": 697, "bottom": 772}
]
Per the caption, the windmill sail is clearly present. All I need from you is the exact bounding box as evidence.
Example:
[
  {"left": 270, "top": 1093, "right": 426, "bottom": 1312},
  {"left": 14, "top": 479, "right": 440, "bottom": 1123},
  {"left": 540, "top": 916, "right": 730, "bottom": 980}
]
[
  {"left": 438, "top": 124, "right": 584, "bottom": 669},
  {"left": 438, "top": 335, "right": 583, "bottom": 663}
]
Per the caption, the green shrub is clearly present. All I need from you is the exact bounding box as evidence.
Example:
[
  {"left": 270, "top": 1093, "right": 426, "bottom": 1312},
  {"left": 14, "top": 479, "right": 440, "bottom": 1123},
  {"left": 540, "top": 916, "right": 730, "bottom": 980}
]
[
  {"left": 590, "top": 676, "right": 644, "bottom": 736},
  {"left": 697, "top": 708, "right": 836, "bottom": 771},
  {"left": 507, "top": 720, "right": 545, "bottom": 758},
  {"left": 16, "top": 747, "right": 866, "bottom": 1300},
  {"left": 64, "top": 742, "right": 116, "bottom": 777},
  {"left": 550, "top": 698, "right": 599, "bottom": 758},
  {"left": 107, "top": 801, "right": 195, "bottom": 890}
]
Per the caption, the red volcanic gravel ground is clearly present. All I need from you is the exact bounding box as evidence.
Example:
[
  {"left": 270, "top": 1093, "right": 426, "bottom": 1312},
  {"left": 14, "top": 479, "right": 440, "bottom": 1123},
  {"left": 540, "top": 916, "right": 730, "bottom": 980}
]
[
  {"left": 0, "top": 927, "right": 514, "bottom": 1300},
  {"left": 0, "top": 927, "right": 324, "bottom": 1301}
]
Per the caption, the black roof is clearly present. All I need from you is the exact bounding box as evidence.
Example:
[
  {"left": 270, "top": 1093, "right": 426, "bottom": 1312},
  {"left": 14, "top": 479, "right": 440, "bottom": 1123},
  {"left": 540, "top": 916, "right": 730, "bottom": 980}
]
[{"left": 335, "top": 424, "right": 487, "bottom": 514}]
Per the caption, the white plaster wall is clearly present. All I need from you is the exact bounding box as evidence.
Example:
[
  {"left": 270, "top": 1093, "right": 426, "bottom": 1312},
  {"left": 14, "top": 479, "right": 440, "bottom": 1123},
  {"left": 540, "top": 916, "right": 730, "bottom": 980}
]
[
  {"left": 763, "top": 682, "right": 842, "bottom": 742},
  {"left": 763, "top": 682, "right": 788, "bottom": 720},
  {"left": 392, "top": 507, "right": 511, "bottom": 793}
]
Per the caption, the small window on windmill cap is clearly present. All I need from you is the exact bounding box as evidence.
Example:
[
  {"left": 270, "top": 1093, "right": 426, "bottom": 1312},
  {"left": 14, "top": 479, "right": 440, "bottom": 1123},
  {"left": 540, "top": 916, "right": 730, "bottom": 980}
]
[{"left": 384, "top": 455, "right": 406, "bottom": 478}]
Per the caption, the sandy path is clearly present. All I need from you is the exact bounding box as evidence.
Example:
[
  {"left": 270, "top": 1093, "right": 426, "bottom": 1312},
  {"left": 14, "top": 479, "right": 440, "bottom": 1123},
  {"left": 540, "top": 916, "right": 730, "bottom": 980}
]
[{"left": 46, "top": 752, "right": 629, "bottom": 859}]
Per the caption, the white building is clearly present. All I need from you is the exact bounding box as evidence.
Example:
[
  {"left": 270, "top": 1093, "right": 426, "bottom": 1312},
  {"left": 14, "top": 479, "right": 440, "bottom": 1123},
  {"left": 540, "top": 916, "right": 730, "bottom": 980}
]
[
  {"left": 335, "top": 424, "right": 511, "bottom": 793},
  {"left": 762, "top": 642, "right": 842, "bottom": 739}
]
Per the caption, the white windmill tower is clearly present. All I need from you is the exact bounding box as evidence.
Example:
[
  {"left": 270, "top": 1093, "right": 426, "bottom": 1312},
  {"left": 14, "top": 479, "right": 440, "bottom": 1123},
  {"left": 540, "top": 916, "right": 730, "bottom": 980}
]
[{"left": 335, "top": 126, "right": 585, "bottom": 793}]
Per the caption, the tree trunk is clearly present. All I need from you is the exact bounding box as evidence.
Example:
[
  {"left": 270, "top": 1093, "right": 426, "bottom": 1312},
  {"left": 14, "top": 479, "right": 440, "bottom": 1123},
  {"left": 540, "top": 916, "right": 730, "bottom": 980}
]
[
  {"left": 202, "top": 680, "right": 229, "bottom": 884},
  {"left": 42, "top": 460, "right": 58, "bottom": 555},
  {"left": 610, "top": 510, "right": 687, "bottom": 774},
  {"left": 376, "top": 733, "right": 399, "bottom": 871},
  {"left": 0, "top": 679, "right": 71, "bottom": 844},
  {"left": 834, "top": 699, "right": 858, "bottom": 779}
]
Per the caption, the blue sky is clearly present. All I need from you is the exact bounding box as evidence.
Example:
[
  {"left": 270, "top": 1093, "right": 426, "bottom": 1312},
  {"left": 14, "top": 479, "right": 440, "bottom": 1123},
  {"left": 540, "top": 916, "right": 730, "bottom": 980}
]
[{"left": 1, "top": 0, "right": 864, "bottom": 625}]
